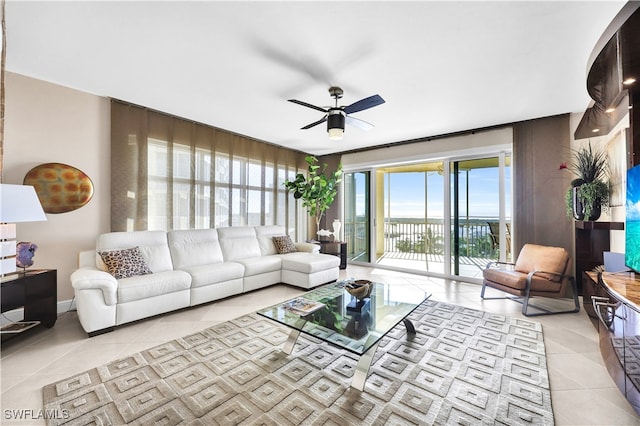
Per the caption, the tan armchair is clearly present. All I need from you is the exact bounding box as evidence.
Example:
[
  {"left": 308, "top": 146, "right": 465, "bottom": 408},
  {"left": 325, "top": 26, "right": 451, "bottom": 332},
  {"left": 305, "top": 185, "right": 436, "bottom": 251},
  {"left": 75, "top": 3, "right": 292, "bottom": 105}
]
[{"left": 481, "top": 243, "right": 580, "bottom": 316}]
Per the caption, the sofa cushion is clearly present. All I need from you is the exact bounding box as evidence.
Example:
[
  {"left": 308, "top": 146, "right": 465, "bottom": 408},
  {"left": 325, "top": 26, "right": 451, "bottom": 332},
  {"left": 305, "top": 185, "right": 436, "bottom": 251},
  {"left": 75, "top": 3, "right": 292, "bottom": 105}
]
[
  {"left": 117, "top": 270, "right": 192, "bottom": 303},
  {"left": 168, "top": 229, "right": 224, "bottom": 269},
  {"left": 97, "top": 231, "right": 174, "bottom": 273},
  {"left": 281, "top": 252, "right": 341, "bottom": 274},
  {"left": 483, "top": 268, "right": 564, "bottom": 293},
  {"left": 254, "top": 225, "right": 287, "bottom": 255},
  {"left": 483, "top": 268, "right": 527, "bottom": 290},
  {"left": 99, "top": 246, "right": 153, "bottom": 279},
  {"left": 235, "top": 256, "right": 282, "bottom": 277},
  {"left": 514, "top": 244, "right": 569, "bottom": 281},
  {"left": 272, "top": 235, "right": 297, "bottom": 254},
  {"left": 181, "top": 262, "right": 245, "bottom": 288},
  {"left": 217, "top": 226, "right": 261, "bottom": 261}
]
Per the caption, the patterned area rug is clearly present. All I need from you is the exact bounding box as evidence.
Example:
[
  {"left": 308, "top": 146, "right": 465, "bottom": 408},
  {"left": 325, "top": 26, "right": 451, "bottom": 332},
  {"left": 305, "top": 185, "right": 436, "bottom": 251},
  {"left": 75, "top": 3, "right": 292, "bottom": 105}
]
[{"left": 42, "top": 300, "right": 554, "bottom": 425}]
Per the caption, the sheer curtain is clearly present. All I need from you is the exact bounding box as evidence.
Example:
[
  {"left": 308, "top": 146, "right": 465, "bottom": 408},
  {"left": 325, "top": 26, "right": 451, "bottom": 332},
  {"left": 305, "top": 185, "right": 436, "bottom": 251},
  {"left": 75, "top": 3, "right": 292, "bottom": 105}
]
[{"left": 110, "top": 100, "right": 307, "bottom": 239}]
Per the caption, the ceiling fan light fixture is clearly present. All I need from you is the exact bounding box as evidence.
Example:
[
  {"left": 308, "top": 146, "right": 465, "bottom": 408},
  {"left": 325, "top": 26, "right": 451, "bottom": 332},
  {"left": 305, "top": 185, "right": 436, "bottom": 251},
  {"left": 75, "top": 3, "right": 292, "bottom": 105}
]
[
  {"left": 327, "top": 110, "right": 345, "bottom": 140},
  {"left": 289, "top": 87, "right": 384, "bottom": 139},
  {"left": 328, "top": 127, "right": 344, "bottom": 141}
]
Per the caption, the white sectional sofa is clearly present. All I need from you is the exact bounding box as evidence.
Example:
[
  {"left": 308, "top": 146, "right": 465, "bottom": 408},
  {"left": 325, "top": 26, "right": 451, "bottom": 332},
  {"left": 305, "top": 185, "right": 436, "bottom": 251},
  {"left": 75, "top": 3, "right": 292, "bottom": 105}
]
[{"left": 71, "top": 225, "right": 340, "bottom": 336}]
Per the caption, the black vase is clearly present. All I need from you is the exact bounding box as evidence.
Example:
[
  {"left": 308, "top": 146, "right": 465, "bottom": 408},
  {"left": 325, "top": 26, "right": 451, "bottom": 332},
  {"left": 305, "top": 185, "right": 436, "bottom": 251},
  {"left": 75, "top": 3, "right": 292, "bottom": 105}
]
[
  {"left": 572, "top": 186, "right": 602, "bottom": 221},
  {"left": 572, "top": 187, "right": 585, "bottom": 221},
  {"left": 586, "top": 203, "right": 602, "bottom": 221}
]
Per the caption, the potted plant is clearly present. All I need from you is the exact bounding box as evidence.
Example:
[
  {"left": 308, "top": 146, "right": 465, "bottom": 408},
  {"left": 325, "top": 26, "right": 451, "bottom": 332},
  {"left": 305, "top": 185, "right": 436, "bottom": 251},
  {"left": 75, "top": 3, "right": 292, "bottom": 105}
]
[
  {"left": 284, "top": 155, "right": 343, "bottom": 233},
  {"left": 561, "top": 143, "right": 610, "bottom": 221}
]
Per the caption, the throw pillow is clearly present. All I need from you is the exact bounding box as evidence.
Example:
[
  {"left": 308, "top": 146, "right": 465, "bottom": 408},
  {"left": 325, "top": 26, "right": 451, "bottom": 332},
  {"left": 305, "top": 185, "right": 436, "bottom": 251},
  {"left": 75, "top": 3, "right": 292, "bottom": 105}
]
[
  {"left": 272, "top": 235, "right": 297, "bottom": 254},
  {"left": 99, "top": 246, "right": 153, "bottom": 279}
]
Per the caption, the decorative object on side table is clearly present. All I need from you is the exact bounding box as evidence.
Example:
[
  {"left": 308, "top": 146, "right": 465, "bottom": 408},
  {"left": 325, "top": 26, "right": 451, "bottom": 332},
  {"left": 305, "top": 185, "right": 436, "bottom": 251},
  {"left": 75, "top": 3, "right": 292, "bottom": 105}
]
[
  {"left": 316, "top": 229, "right": 333, "bottom": 242},
  {"left": 16, "top": 242, "right": 38, "bottom": 270},
  {"left": 560, "top": 142, "right": 610, "bottom": 221},
  {"left": 332, "top": 219, "right": 341, "bottom": 240}
]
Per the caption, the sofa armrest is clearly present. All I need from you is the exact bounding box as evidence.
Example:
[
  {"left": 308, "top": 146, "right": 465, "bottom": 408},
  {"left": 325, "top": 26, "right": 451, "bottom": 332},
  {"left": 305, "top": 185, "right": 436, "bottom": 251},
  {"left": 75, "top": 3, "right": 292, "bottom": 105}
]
[
  {"left": 78, "top": 250, "right": 97, "bottom": 268},
  {"left": 71, "top": 268, "right": 118, "bottom": 306},
  {"left": 295, "top": 242, "right": 320, "bottom": 253}
]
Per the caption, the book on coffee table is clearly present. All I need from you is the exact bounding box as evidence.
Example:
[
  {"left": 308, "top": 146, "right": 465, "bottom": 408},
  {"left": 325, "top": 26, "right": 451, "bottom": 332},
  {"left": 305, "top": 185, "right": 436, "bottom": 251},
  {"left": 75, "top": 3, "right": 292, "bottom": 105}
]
[{"left": 282, "top": 297, "right": 325, "bottom": 316}]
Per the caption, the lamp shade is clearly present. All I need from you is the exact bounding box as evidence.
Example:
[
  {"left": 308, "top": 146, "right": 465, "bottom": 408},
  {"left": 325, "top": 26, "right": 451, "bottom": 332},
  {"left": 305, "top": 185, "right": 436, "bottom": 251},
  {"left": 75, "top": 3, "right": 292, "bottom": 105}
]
[{"left": 0, "top": 184, "right": 47, "bottom": 222}]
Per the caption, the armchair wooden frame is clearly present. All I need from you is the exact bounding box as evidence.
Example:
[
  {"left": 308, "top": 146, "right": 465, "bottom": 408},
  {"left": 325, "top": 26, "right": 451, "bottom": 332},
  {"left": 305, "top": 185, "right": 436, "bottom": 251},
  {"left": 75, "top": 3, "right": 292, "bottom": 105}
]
[{"left": 481, "top": 260, "right": 580, "bottom": 317}]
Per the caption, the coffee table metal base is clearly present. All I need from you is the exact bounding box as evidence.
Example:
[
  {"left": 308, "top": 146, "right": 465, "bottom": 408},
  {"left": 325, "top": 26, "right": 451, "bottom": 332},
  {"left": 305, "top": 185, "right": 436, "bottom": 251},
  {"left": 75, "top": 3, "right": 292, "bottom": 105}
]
[
  {"left": 282, "top": 329, "right": 301, "bottom": 355},
  {"left": 281, "top": 318, "right": 418, "bottom": 390},
  {"left": 351, "top": 340, "right": 380, "bottom": 391}
]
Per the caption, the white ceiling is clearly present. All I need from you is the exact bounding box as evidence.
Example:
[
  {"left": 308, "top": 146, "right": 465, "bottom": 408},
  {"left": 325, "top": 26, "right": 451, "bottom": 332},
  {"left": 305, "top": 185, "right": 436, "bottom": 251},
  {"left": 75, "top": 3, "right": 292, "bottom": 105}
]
[{"left": 5, "top": 1, "right": 626, "bottom": 155}]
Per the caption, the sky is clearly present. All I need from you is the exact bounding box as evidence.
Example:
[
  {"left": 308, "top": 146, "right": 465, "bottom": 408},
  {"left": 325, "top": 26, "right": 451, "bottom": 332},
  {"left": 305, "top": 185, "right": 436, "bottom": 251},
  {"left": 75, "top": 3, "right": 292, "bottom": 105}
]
[{"left": 384, "top": 168, "right": 511, "bottom": 219}]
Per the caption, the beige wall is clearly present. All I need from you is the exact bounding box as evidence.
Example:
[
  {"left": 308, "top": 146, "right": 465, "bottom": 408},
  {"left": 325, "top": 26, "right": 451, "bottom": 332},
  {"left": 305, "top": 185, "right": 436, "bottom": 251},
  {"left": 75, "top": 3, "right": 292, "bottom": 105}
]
[{"left": 4, "top": 72, "right": 111, "bottom": 302}]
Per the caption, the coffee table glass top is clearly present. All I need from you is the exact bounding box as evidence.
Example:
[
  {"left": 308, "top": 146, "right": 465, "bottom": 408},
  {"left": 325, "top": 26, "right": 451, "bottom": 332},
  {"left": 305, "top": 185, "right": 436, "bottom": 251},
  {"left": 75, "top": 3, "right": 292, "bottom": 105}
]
[{"left": 257, "top": 280, "right": 430, "bottom": 355}]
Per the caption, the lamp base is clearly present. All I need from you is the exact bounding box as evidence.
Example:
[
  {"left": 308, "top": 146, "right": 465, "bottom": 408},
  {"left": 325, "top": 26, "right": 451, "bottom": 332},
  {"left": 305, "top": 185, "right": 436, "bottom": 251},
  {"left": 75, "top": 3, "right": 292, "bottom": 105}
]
[
  {"left": 0, "top": 258, "right": 17, "bottom": 275},
  {"left": 0, "top": 223, "right": 17, "bottom": 276}
]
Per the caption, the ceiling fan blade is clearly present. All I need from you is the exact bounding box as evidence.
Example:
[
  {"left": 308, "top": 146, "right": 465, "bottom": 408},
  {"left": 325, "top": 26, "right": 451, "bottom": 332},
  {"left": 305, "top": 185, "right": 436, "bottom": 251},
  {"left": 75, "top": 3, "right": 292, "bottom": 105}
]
[
  {"left": 343, "top": 94, "right": 385, "bottom": 115},
  {"left": 346, "top": 116, "right": 374, "bottom": 131},
  {"left": 301, "top": 116, "right": 327, "bottom": 130},
  {"left": 288, "top": 99, "right": 328, "bottom": 113}
]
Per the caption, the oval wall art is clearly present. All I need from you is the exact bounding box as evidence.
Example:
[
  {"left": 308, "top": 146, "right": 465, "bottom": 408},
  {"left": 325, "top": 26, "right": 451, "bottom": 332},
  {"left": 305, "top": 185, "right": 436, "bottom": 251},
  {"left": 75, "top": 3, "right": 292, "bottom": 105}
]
[{"left": 23, "top": 163, "right": 94, "bottom": 214}]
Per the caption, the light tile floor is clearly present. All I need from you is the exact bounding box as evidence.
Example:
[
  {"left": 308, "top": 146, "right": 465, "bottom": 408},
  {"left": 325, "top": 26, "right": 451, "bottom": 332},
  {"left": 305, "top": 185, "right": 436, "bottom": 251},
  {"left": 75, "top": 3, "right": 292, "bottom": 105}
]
[{"left": 1, "top": 265, "right": 639, "bottom": 425}]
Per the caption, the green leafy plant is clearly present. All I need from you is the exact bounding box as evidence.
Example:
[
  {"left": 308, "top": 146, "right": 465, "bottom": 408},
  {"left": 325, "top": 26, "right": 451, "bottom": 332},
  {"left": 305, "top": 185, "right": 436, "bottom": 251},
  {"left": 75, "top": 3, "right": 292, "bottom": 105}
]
[
  {"left": 560, "top": 142, "right": 610, "bottom": 220},
  {"left": 284, "top": 155, "right": 342, "bottom": 231}
]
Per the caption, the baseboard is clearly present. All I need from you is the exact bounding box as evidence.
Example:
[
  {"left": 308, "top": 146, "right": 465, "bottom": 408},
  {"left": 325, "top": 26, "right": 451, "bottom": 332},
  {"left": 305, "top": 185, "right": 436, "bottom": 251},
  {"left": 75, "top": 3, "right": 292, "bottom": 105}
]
[{"left": 0, "top": 298, "right": 76, "bottom": 326}]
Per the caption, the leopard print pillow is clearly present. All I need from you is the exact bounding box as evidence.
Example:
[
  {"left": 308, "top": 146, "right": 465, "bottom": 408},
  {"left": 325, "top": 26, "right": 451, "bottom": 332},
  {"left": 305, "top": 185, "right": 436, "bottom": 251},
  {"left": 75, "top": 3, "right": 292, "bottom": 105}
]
[
  {"left": 99, "top": 246, "right": 152, "bottom": 279},
  {"left": 272, "top": 235, "right": 297, "bottom": 254}
]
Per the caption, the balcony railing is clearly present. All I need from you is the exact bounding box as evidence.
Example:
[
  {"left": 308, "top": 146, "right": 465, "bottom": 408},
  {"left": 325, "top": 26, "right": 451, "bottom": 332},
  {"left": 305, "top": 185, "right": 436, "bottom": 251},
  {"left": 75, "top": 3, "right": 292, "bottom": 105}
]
[{"left": 344, "top": 218, "right": 510, "bottom": 265}]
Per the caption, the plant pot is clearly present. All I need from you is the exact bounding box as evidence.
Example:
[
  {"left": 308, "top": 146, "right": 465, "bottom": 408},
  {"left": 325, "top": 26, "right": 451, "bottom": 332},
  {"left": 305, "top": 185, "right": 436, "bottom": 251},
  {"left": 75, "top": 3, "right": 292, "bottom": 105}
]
[
  {"left": 572, "top": 186, "right": 602, "bottom": 221},
  {"left": 572, "top": 187, "right": 585, "bottom": 221},
  {"left": 586, "top": 203, "right": 602, "bottom": 221}
]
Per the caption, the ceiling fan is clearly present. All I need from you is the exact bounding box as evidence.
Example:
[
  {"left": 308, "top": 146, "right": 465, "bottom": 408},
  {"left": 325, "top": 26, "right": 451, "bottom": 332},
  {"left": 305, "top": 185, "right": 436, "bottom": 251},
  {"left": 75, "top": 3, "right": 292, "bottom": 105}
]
[{"left": 288, "top": 87, "right": 385, "bottom": 140}]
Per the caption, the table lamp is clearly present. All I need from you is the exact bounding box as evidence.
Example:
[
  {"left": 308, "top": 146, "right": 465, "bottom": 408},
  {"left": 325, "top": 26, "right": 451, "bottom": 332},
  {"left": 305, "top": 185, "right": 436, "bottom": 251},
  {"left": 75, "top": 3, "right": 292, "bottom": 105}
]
[{"left": 0, "top": 184, "right": 47, "bottom": 275}]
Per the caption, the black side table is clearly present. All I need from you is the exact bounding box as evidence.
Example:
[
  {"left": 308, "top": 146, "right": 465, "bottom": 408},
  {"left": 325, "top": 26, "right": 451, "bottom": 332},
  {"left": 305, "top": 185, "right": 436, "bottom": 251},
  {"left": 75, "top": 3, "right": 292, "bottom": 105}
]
[
  {"left": 1, "top": 269, "right": 57, "bottom": 340},
  {"left": 317, "top": 241, "right": 347, "bottom": 269}
]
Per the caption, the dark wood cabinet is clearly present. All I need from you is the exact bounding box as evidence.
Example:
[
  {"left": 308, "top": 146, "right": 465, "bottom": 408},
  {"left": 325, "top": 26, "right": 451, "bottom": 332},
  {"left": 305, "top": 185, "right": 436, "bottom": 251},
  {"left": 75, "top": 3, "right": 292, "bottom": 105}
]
[
  {"left": 583, "top": 271, "right": 609, "bottom": 320},
  {"left": 587, "top": 272, "right": 640, "bottom": 415},
  {"left": 574, "top": 221, "right": 623, "bottom": 294},
  {"left": 317, "top": 241, "right": 347, "bottom": 269},
  {"left": 1, "top": 269, "right": 57, "bottom": 340}
]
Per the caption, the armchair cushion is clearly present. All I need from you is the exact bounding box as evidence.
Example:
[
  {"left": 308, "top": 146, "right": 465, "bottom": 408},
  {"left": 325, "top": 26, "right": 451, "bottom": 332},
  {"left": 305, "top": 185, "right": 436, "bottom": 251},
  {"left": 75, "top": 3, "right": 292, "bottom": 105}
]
[
  {"left": 514, "top": 244, "right": 570, "bottom": 281},
  {"left": 483, "top": 268, "right": 564, "bottom": 293}
]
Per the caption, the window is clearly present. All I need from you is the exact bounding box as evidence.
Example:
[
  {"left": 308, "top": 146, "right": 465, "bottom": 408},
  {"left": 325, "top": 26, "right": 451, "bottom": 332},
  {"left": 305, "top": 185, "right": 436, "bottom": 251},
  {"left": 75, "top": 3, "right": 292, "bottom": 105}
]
[
  {"left": 111, "top": 101, "right": 305, "bottom": 236},
  {"left": 147, "top": 144, "right": 294, "bottom": 231}
]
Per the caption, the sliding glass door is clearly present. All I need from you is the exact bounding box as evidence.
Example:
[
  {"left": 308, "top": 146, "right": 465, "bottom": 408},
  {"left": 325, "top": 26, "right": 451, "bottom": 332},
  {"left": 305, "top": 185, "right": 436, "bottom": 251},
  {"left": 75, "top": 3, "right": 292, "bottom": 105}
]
[
  {"left": 451, "top": 155, "right": 511, "bottom": 280},
  {"left": 374, "top": 162, "right": 445, "bottom": 272},
  {"left": 344, "top": 171, "right": 370, "bottom": 262},
  {"left": 343, "top": 153, "right": 511, "bottom": 281}
]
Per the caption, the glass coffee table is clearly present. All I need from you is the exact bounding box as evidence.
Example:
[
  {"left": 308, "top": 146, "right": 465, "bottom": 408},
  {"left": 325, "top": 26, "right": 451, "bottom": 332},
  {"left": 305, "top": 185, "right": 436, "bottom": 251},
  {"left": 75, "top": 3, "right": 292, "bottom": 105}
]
[{"left": 257, "top": 280, "right": 430, "bottom": 390}]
